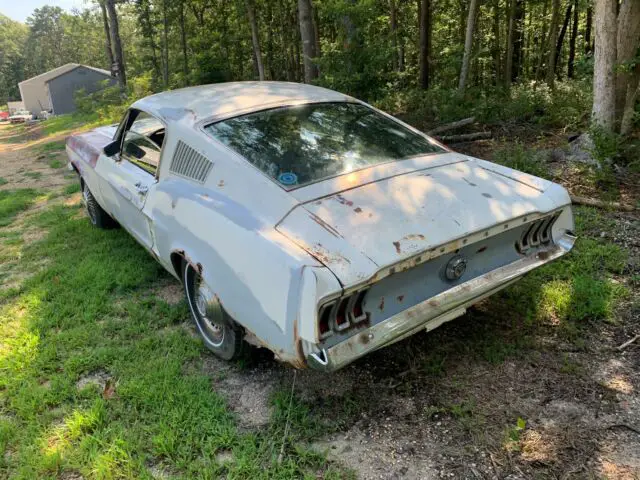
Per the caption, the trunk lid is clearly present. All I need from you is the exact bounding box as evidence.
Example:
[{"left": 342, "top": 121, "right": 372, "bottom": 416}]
[{"left": 276, "top": 154, "right": 558, "bottom": 286}]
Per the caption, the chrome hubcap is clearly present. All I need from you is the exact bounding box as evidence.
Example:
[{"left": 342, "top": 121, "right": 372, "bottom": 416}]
[{"left": 194, "top": 279, "right": 224, "bottom": 346}]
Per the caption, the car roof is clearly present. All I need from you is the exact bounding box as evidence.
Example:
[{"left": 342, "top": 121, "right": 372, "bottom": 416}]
[{"left": 131, "top": 81, "right": 354, "bottom": 127}]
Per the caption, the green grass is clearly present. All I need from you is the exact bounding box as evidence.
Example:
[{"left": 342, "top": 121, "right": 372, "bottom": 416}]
[
  {"left": 0, "top": 200, "right": 348, "bottom": 479},
  {"left": 48, "top": 159, "right": 64, "bottom": 169},
  {"left": 40, "top": 113, "right": 101, "bottom": 136},
  {"left": 0, "top": 189, "right": 37, "bottom": 227},
  {"left": 23, "top": 172, "right": 42, "bottom": 180},
  {"left": 63, "top": 183, "right": 81, "bottom": 195},
  {"left": 37, "top": 141, "right": 66, "bottom": 153},
  {"left": 0, "top": 177, "right": 7, "bottom": 186}
]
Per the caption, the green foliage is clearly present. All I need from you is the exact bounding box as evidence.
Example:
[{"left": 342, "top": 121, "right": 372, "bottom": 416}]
[
  {"left": 49, "top": 159, "right": 63, "bottom": 169},
  {"left": 63, "top": 183, "right": 81, "bottom": 195},
  {"left": 491, "top": 144, "right": 550, "bottom": 179},
  {"left": 0, "top": 177, "right": 8, "bottom": 186}
]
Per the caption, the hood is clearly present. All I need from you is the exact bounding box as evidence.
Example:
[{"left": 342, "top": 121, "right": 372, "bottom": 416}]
[{"left": 276, "top": 154, "right": 569, "bottom": 286}]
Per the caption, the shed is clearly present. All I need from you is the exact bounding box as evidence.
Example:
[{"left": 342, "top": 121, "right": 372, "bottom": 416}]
[{"left": 18, "top": 64, "right": 116, "bottom": 117}]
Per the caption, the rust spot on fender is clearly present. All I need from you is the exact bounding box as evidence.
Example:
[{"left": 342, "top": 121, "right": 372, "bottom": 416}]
[
  {"left": 397, "top": 295, "right": 404, "bottom": 302},
  {"left": 360, "top": 333, "right": 371, "bottom": 344},
  {"left": 477, "top": 246, "right": 488, "bottom": 253},
  {"left": 354, "top": 207, "right": 362, "bottom": 213},
  {"left": 428, "top": 299, "right": 439, "bottom": 307},
  {"left": 393, "top": 241, "right": 401, "bottom": 254},
  {"left": 402, "top": 234, "right": 426, "bottom": 241},
  {"left": 379, "top": 297, "right": 385, "bottom": 311}
]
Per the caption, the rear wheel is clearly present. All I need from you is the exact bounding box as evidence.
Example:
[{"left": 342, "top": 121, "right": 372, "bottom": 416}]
[
  {"left": 182, "top": 261, "right": 243, "bottom": 360},
  {"left": 82, "top": 181, "right": 118, "bottom": 229}
]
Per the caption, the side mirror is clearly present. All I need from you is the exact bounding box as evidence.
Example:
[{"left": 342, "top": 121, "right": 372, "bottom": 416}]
[{"left": 103, "top": 140, "right": 120, "bottom": 157}]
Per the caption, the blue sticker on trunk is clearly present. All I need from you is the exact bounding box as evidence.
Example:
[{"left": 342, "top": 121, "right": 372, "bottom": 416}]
[{"left": 278, "top": 172, "right": 298, "bottom": 185}]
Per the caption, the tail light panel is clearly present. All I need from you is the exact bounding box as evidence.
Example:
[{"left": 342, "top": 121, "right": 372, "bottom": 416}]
[
  {"left": 516, "top": 213, "right": 559, "bottom": 254},
  {"left": 318, "top": 288, "right": 370, "bottom": 339}
]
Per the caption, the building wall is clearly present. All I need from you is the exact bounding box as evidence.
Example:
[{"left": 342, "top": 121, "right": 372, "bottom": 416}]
[
  {"left": 7, "top": 101, "right": 25, "bottom": 115},
  {"left": 47, "top": 67, "right": 116, "bottom": 116},
  {"left": 19, "top": 80, "right": 51, "bottom": 115}
]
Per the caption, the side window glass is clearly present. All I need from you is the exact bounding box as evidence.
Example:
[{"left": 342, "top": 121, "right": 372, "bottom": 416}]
[{"left": 121, "top": 111, "right": 165, "bottom": 176}]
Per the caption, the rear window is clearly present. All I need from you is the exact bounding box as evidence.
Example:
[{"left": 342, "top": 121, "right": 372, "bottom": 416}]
[{"left": 204, "top": 102, "right": 444, "bottom": 189}]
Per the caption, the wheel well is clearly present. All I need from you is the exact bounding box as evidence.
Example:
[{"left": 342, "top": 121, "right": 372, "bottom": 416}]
[{"left": 170, "top": 252, "right": 185, "bottom": 279}]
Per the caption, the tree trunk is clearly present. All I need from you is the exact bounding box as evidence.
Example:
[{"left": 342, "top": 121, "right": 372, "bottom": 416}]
[
  {"left": 546, "top": 0, "right": 560, "bottom": 87},
  {"left": 179, "top": 1, "right": 188, "bottom": 84},
  {"left": 567, "top": 0, "right": 578, "bottom": 78},
  {"left": 312, "top": 2, "right": 321, "bottom": 58},
  {"left": 592, "top": 0, "right": 618, "bottom": 131},
  {"left": 620, "top": 64, "right": 640, "bottom": 135},
  {"left": 390, "top": 0, "right": 400, "bottom": 72},
  {"left": 554, "top": 3, "right": 573, "bottom": 76},
  {"left": 298, "top": 0, "right": 318, "bottom": 82},
  {"left": 512, "top": 0, "right": 525, "bottom": 81},
  {"left": 246, "top": 0, "right": 265, "bottom": 80},
  {"left": 505, "top": 0, "right": 516, "bottom": 86},
  {"left": 162, "top": 0, "right": 169, "bottom": 87},
  {"left": 535, "top": 0, "right": 549, "bottom": 80},
  {"left": 458, "top": 0, "right": 478, "bottom": 92},
  {"left": 99, "top": 1, "right": 114, "bottom": 68},
  {"left": 492, "top": 0, "right": 501, "bottom": 85},
  {"left": 615, "top": 0, "right": 640, "bottom": 124},
  {"left": 105, "top": 0, "right": 126, "bottom": 88},
  {"left": 585, "top": 5, "right": 593, "bottom": 53},
  {"left": 419, "top": 0, "right": 432, "bottom": 89}
]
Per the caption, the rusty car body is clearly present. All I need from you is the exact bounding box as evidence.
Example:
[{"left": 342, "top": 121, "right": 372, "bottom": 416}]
[{"left": 66, "top": 82, "right": 575, "bottom": 371}]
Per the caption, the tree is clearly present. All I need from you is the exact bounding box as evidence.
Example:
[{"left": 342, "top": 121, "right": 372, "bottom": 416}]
[
  {"left": 245, "top": 0, "right": 265, "bottom": 80},
  {"left": 567, "top": 0, "right": 578, "bottom": 78},
  {"left": 299, "top": 0, "right": 318, "bottom": 82},
  {"left": 419, "top": 0, "right": 432, "bottom": 89},
  {"left": 105, "top": 0, "right": 126, "bottom": 88},
  {"left": 591, "top": 0, "right": 617, "bottom": 131},
  {"left": 459, "top": 0, "right": 479, "bottom": 92},
  {"left": 615, "top": 0, "right": 640, "bottom": 124},
  {"left": 546, "top": 0, "right": 560, "bottom": 87},
  {"left": 99, "top": 1, "right": 114, "bottom": 68}
]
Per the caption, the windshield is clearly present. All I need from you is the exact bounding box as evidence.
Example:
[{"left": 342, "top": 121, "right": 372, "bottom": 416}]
[{"left": 204, "top": 102, "right": 444, "bottom": 189}]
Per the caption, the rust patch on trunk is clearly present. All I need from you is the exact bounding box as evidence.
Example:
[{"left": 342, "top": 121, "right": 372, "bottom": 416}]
[
  {"left": 393, "top": 241, "right": 401, "bottom": 254},
  {"left": 309, "top": 213, "right": 342, "bottom": 238},
  {"left": 334, "top": 194, "right": 354, "bottom": 207}
]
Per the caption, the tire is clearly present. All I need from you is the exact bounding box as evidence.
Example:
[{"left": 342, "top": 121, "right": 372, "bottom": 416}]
[
  {"left": 182, "top": 261, "right": 243, "bottom": 360},
  {"left": 82, "top": 181, "right": 118, "bottom": 229}
]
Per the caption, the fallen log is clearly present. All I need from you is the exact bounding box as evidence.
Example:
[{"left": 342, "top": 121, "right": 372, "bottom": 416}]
[
  {"left": 570, "top": 195, "right": 637, "bottom": 212},
  {"left": 438, "top": 131, "right": 492, "bottom": 143},
  {"left": 427, "top": 116, "right": 476, "bottom": 135}
]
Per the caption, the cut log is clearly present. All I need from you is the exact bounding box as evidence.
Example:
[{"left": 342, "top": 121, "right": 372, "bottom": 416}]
[
  {"left": 438, "top": 131, "right": 492, "bottom": 143},
  {"left": 570, "top": 194, "right": 637, "bottom": 212},
  {"left": 427, "top": 117, "right": 476, "bottom": 135}
]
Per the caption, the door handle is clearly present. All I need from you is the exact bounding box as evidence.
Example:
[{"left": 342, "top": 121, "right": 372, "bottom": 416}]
[{"left": 134, "top": 182, "right": 148, "bottom": 195}]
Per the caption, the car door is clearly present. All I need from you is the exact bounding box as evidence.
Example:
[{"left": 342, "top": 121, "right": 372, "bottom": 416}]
[{"left": 95, "top": 110, "right": 164, "bottom": 249}]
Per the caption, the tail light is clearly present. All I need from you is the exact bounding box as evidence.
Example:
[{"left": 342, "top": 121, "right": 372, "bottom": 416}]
[
  {"left": 317, "top": 288, "right": 369, "bottom": 339},
  {"left": 516, "top": 213, "right": 559, "bottom": 253}
]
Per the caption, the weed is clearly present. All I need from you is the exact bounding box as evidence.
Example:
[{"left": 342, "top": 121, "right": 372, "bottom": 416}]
[
  {"left": 0, "top": 177, "right": 7, "bottom": 186},
  {"left": 49, "top": 159, "right": 63, "bottom": 169},
  {"left": 37, "top": 141, "right": 66, "bottom": 154},
  {"left": 491, "top": 144, "right": 550, "bottom": 179},
  {"left": 23, "top": 171, "right": 42, "bottom": 180},
  {"left": 504, "top": 417, "right": 527, "bottom": 451}
]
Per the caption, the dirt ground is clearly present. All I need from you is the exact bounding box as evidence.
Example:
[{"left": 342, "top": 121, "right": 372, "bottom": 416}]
[{"left": 1, "top": 122, "right": 639, "bottom": 479}]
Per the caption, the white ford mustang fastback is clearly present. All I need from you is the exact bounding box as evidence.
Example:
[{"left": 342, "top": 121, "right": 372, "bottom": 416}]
[{"left": 66, "top": 82, "right": 575, "bottom": 371}]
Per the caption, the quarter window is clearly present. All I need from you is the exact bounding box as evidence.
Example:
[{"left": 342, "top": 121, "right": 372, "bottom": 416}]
[{"left": 121, "top": 111, "right": 165, "bottom": 175}]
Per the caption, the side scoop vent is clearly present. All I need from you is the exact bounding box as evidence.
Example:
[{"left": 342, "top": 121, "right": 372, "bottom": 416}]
[
  {"left": 516, "top": 213, "right": 559, "bottom": 253},
  {"left": 169, "top": 140, "right": 213, "bottom": 183}
]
